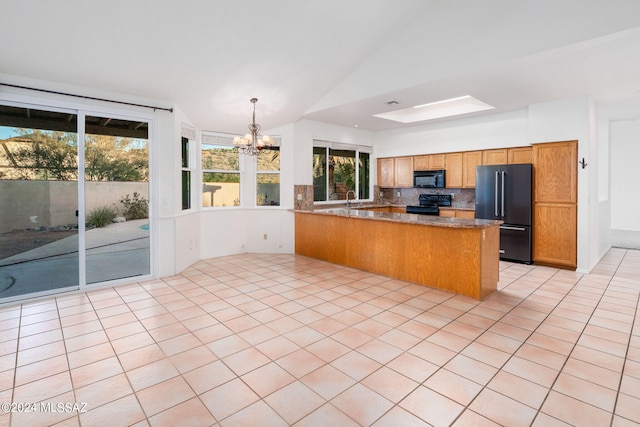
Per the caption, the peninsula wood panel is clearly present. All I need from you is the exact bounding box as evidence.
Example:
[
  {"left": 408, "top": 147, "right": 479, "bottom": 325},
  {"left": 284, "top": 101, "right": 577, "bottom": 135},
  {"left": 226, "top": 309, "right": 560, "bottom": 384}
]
[{"left": 295, "top": 212, "right": 499, "bottom": 299}]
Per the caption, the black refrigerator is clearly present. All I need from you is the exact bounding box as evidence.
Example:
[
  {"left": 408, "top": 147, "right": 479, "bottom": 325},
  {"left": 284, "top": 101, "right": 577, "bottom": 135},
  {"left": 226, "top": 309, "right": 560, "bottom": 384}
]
[{"left": 475, "top": 163, "right": 533, "bottom": 264}]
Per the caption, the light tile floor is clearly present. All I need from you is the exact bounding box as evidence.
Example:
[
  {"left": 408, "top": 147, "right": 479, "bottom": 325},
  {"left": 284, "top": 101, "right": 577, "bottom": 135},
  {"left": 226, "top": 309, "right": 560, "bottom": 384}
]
[{"left": 1, "top": 248, "right": 639, "bottom": 426}]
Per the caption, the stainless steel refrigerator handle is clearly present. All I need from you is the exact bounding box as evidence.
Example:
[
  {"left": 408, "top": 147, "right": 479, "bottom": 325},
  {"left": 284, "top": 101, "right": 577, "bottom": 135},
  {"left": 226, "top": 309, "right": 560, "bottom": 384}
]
[
  {"left": 501, "top": 171, "right": 505, "bottom": 217},
  {"left": 500, "top": 226, "right": 526, "bottom": 231},
  {"left": 494, "top": 171, "right": 499, "bottom": 216}
]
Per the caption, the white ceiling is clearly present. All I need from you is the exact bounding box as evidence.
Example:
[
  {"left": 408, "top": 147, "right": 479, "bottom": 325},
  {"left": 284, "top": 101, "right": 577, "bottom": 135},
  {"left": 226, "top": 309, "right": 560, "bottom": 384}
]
[{"left": 2, "top": 0, "right": 640, "bottom": 134}]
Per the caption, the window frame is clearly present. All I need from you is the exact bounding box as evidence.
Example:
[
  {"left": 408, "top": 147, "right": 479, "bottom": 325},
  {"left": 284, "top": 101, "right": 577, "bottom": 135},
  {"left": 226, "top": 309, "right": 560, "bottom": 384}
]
[
  {"left": 255, "top": 141, "right": 281, "bottom": 208},
  {"left": 312, "top": 140, "right": 373, "bottom": 204},
  {"left": 201, "top": 132, "right": 242, "bottom": 209}
]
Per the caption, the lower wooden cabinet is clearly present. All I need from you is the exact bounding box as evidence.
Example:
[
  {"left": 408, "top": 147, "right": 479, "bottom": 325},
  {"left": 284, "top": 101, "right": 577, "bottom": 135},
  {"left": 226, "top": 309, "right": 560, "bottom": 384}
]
[
  {"left": 440, "top": 209, "right": 475, "bottom": 218},
  {"left": 533, "top": 202, "right": 577, "bottom": 269}
]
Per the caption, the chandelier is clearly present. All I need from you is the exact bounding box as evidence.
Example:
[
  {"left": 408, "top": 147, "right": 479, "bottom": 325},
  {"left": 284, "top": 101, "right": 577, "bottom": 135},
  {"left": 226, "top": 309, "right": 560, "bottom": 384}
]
[{"left": 233, "top": 98, "right": 273, "bottom": 156}]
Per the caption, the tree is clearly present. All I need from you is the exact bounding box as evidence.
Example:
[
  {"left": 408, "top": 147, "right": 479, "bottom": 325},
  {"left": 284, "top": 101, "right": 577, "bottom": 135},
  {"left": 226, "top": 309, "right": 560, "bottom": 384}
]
[
  {"left": 12, "top": 129, "right": 78, "bottom": 180},
  {"left": 8, "top": 129, "right": 148, "bottom": 182},
  {"left": 85, "top": 134, "right": 148, "bottom": 181}
]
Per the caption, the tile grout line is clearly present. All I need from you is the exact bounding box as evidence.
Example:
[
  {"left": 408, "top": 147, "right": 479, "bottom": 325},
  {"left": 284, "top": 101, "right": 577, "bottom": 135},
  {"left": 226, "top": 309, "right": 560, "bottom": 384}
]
[
  {"left": 530, "top": 252, "right": 627, "bottom": 427},
  {"left": 609, "top": 249, "right": 640, "bottom": 427}
]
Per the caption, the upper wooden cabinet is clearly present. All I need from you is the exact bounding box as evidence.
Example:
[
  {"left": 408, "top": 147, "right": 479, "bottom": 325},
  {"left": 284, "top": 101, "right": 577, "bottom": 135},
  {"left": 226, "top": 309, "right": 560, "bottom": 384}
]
[
  {"left": 462, "top": 151, "right": 482, "bottom": 188},
  {"left": 377, "top": 157, "right": 413, "bottom": 188},
  {"left": 445, "top": 152, "right": 463, "bottom": 188},
  {"left": 483, "top": 147, "right": 533, "bottom": 165},
  {"left": 533, "top": 141, "right": 577, "bottom": 203},
  {"left": 507, "top": 146, "right": 533, "bottom": 164},
  {"left": 395, "top": 157, "right": 414, "bottom": 187},
  {"left": 482, "top": 149, "right": 507, "bottom": 165},
  {"left": 414, "top": 154, "right": 446, "bottom": 170},
  {"left": 377, "top": 158, "right": 395, "bottom": 188}
]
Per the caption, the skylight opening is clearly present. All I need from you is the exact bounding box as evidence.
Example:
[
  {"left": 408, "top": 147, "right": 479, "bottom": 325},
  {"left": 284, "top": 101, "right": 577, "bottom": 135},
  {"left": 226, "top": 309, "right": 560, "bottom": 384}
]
[{"left": 374, "top": 95, "right": 494, "bottom": 123}]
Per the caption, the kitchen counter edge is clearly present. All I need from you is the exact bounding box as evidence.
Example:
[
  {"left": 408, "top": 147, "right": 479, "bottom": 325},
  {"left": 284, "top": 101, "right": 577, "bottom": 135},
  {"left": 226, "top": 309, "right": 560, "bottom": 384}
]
[{"left": 294, "top": 207, "right": 501, "bottom": 229}]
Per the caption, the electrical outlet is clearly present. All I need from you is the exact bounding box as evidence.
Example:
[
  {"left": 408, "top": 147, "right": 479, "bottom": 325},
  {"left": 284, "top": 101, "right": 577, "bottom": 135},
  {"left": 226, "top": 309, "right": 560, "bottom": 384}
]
[
  {"left": 296, "top": 193, "right": 302, "bottom": 201},
  {"left": 263, "top": 234, "right": 268, "bottom": 240},
  {"left": 450, "top": 193, "right": 455, "bottom": 199},
  {"left": 396, "top": 191, "right": 400, "bottom": 197}
]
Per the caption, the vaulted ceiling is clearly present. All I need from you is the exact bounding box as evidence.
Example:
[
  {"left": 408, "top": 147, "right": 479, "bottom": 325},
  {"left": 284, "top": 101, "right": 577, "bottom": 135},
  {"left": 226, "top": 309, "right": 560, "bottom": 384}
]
[{"left": 2, "top": 0, "right": 640, "bottom": 134}]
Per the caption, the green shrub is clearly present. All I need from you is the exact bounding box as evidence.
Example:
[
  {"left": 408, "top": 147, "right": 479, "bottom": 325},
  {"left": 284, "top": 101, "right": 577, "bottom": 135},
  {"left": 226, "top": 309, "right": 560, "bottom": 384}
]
[
  {"left": 120, "top": 192, "right": 148, "bottom": 220},
  {"left": 87, "top": 206, "right": 117, "bottom": 228}
]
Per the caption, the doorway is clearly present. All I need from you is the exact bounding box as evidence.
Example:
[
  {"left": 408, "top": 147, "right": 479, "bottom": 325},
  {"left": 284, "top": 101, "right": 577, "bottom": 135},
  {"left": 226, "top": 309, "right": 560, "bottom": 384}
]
[{"left": 0, "top": 103, "right": 152, "bottom": 302}]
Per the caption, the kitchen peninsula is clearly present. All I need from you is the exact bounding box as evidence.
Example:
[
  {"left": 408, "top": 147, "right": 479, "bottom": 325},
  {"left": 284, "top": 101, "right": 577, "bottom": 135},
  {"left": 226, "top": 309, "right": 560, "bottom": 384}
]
[{"left": 295, "top": 208, "right": 501, "bottom": 299}]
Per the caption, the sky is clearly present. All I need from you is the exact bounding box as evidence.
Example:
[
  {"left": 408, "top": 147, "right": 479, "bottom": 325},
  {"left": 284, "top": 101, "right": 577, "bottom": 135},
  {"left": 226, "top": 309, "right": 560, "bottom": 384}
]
[{"left": 0, "top": 127, "right": 16, "bottom": 140}]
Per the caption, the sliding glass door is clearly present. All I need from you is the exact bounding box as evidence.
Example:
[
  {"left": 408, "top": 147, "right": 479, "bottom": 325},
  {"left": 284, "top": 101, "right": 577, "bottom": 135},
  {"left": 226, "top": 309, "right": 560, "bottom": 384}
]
[
  {"left": 0, "top": 104, "right": 80, "bottom": 299},
  {"left": 0, "top": 103, "right": 152, "bottom": 302},
  {"left": 84, "top": 115, "right": 150, "bottom": 284}
]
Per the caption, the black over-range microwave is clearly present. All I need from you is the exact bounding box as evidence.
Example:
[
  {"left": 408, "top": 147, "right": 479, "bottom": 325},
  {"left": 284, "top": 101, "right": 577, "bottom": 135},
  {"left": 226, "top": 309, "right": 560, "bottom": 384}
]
[{"left": 413, "top": 169, "right": 446, "bottom": 188}]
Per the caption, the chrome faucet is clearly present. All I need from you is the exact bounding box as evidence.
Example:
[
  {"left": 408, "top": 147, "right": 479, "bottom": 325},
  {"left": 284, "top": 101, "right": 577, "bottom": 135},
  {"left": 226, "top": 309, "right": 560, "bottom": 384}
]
[{"left": 346, "top": 190, "right": 356, "bottom": 207}]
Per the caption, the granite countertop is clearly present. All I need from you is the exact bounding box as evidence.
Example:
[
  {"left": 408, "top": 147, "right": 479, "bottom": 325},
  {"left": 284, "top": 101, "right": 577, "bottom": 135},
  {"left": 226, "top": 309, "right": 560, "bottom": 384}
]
[{"left": 296, "top": 207, "right": 501, "bottom": 229}]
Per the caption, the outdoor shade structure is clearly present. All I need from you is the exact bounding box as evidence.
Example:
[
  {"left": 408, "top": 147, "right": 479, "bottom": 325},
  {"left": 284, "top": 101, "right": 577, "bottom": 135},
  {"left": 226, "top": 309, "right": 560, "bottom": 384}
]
[{"left": 0, "top": 104, "right": 151, "bottom": 302}]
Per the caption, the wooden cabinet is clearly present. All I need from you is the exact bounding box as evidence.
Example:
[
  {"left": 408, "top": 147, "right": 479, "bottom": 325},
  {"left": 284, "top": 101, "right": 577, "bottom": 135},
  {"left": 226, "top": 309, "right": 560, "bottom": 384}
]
[
  {"left": 456, "top": 209, "right": 476, "bottom": 219},
  {"left": 429, "top": 153, "right": 446, "bottom": 169},
  {"left": 413, "top": 155, "right": 430, "bottom": 171},
  {"left": 508, "top": 146, "right": 533, "bottom": 164},
  {"left": 395, "top": 157, "right": 414, "bottom": 187},
  {"left": 483, "top": 147, "right": 533, "bottom": 165},
  {"left": 377, "top": 157, "right": 413, "bottom": 188},
  {"left": 533, "top": 203, "right": 577, "bottom": 269},
  {"left": 445, "top": 152, "right": 463, "bottom": 188},
  {"left": 414, "top": 153, "right": 446, "bottom": 170},
  {"left": 440, "top": 209, "right": 475, "bottom": 219},
  {"left": 483, "top": 149, "right": 508, "bottom": 165},
  {"left": 462, "top": 151, "right": 482, "bottom": 188},
  {"left": 534, "top": 141, "right": 577, "bottom": 203},
  {"left": 377, "top": 158, "right": 395, "bottom": 188},
  {"left": 532, "top": 140, "right": 578, "bottom": 269}
]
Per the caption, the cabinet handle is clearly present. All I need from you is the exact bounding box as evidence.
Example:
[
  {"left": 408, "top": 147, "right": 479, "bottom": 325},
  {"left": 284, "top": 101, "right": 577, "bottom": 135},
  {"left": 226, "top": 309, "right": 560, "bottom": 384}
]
[
  {"left": 500, "top": 226, "right": 526, "bottom": 231},
  {"left": 494, "top": 171, "right": 499, "bottom": 216},
  {"left": 501, "top": 171, "right": 505, "bottom": 217}
]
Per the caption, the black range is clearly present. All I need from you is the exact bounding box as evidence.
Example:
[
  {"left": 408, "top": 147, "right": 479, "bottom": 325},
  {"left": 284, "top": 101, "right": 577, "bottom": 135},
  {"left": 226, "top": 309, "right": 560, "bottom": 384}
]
[{"left": 406, "top": 194, "right": 452, "bottom": 215}]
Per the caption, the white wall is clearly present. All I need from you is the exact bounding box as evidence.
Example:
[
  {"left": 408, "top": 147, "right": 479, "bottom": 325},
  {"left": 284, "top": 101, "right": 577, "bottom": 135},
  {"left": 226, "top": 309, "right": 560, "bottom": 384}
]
[
  {"left": 291, "top": 119, "right": 376, "bottom": 185},
  {"left": 610, "top": 119, "right": 640, "bottom": 247},
  {"left": 375, "top": 109, "right": 529, "bottom": 157}
]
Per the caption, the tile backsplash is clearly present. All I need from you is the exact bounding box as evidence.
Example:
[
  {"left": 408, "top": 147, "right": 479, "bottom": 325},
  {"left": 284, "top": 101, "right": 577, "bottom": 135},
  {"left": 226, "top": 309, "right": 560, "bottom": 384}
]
[
  {"left": 295, "top": 184, "right": 476, "bottom": 210},
  {"left": 377, "top": 186, "right": 476, "bottom": 209}
]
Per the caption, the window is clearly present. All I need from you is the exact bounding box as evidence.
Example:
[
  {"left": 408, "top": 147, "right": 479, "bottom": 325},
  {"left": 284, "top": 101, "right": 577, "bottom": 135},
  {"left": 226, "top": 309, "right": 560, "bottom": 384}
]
[
  {"left": 201, "top": 133, "right": 240, "bottom": 207},
  {"left": 256, "top": 146, "right": 280, "bottom": 206},
  {"left": 313, "top": 141, "right": 371, "bottom": 202},
  {"left": 180, "top": 123, "right": 195, "bottom": 211},
  {"left": 181, "top": 137, "right": 191, "bottom": 210}
]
